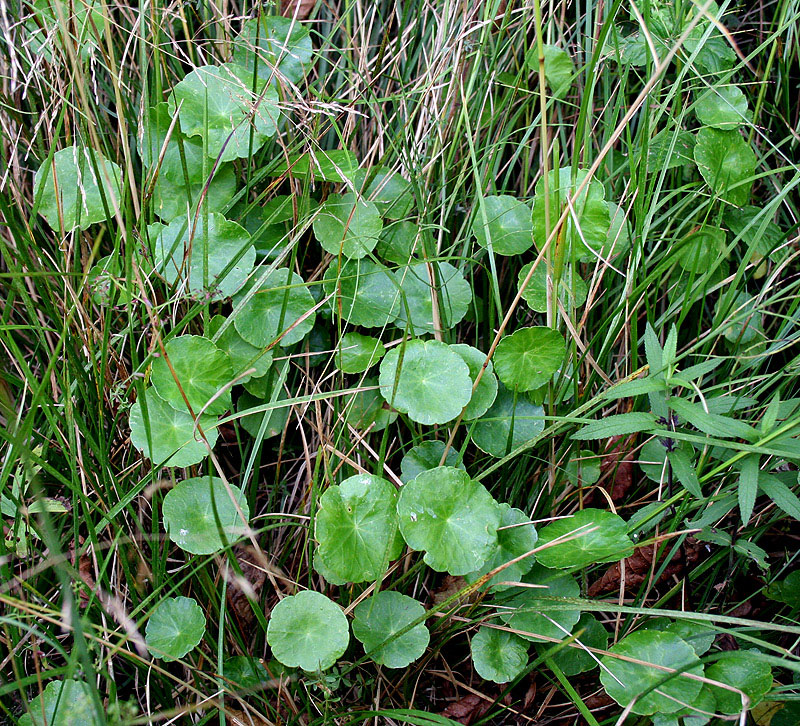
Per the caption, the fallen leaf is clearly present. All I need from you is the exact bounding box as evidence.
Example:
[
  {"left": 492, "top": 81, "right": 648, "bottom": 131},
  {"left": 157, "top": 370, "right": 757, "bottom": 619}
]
[
  {"left": 280, "top": 0, "right": 315, "bottom": 20},
  {"left": 226, "top": 545, "right": 267, "bottom": 627},
  {"left": 440, "top": 694, "right": 491, "bottom": 725}
]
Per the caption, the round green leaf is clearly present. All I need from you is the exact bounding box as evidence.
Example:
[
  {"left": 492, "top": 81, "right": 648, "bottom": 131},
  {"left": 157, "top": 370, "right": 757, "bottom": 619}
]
[
  {"left": 726, "top": 205, "right": 785, "bottom": 260},
  {"left": 34, "top": 146, "right": 122, "bottom": 232},
  {"left": 237, "top": 387, "right": 290, "bottom": 440},
  {"left": 267, "top": 591, "right": 349, "bottom": 671},
  {"left": 25, "top": 0, "right": 103, "bottom": 63},
  {"left": 605, "top": 201, "right": 632, "bottom": 257},
  {"left": 538, "top": 613, "right": 608, "bottom": 676},
  {"left": 694, "top": 127, "right": 757, "bottom": 206},
  {"left": 471, "top": 381, "right": 545, "bottom": 457},
  {"left": 450, "top": 343, "right": 498, "bottom": 420},
  {"left": 146, "top": 596, "right": 206, "bottom": 661},
  {"left": 348, "top": 167, "right": 414, "bottom": 220},
  {"left": 232, "top": 267, "right": 316, "bottom": 347},
  {"left": 471, "top": 626, "right": 529, "bottom": 683},
  {"left": 564, "top": 450, "right": 601, "bottom": 487},
  {"left": 536, "top": 508, "right": 634, "bottom": 569},
  {"left": 323, "top": 258, "right": 399, "bottom": 328},
  {"left": 392, "top": 261, "right": 472, "bottom": 334},
  {"left": 517, "top": 262, "right": 588, "bottom": 313},
  {"left": 139, "top": 102, "right": 173, "bottom": 169},
  {"left": 400, "top": 440, "right": 465, "bottom": 484},
  {"left": 129, "top": 387, "right": 218, "bottom": 467},
  {"left": 150, "top": 140, "right": 237, "bottom": 221},
  {"left": 676, "top": 226, "right": 726, "bottom": 272},
  {"left": 344, "top": 376, "right": 398, "bottom": 432},
  {"left": 501, "top": 565, "right": 581, "bottom": 641},
  {"left": 170, "top": 63, "right": 280, "bottom": 162},
  {"left": 223, "top": 656, "right": 272, "bottom": 691},
  {"left": 151, "top": 335, "right": 233, "bottom": 415},
  {"left": 600, "top": 630, "right": 703, "bottom": 715},
  {"left": 87, "top": 255, "right": 132, "bottom": 306},
  {"left": 162, "top": 476, "right": 249, "bottom": 555},
  {"left": 315, "top": 474, "right": 403, "bottom": 583},
  {"left": 377, "top": 220, "right": 420, "bottom": 263},
  {"left": 640, "top": 439, "right": 694, "bottom": 483},
  {"left": 379, "top": 339, "right": 473, "bottom": 425},
  {"left": 717, "top": 291, "right": 764, "bottom": 345},
  {"left": 694, "top": 85, "right": 749, "bottom": 130},
  {"left": 464, "top": 503, "right": 538, "bottom": 591},
  {"left": 645, "top": 617, "right": 715, "bottom": 657},
  {"left": 472, "top": 195, "right": 534, "bottom": 256},
  {"left": 494, "top": 327, "right": 566, "bottom": 392},
  {"left": 646, "top": 128, "right": 697, "bottom": 172},
  {"left": 352, "top": 591, "right": 429, "bottom": 668},
  {"left": 233, "top": 16, "right": 313, "bottom": 86},
  {"left": 19, "top": 679, "right": 100, "bottom": 726},
  {"left": 337, "top": 332, "right": 385, "bottom": 374},
  {"left": 208, "top": 315, "right": 272, "bottom": 383},
  {"left": 313, "top": 192, "right": 383, "bottom": 259},
  {"left": 397, "top": 466, "right": 501, "bottom": 575},
  {"left": 531, "top": 167, "right": 610, "bottom": 261},
  {"left": 525, "top": 44, "right": 575, "bottom": 98},
  {"left": 148, "top": 213, "right": 255, "bottom": 300},
  {"left": 705, "top": 651, "right": 773, "bottom": 714}
]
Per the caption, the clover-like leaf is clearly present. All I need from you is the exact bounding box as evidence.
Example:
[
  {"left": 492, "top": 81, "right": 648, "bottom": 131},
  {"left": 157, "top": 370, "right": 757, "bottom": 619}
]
[
  {"left": 377, "top": 220, "right": 420, "bottom": 263},
  {"left": 337, "top": 332, "right": 385, "bottom": 374},
  {"left": 352, "top": 591, "right": 429, "bottom": 668},
  {"left": 397, "top": 466, "right": 501, "bottom": 575},
  {"left": 472, "top": 195, "right": 534, "bottom": 256},
  {"left": 267, "top": 591, "right": 349, "bottom": 671},
  {"left": 536, "top": 508, "right": 634, "bottom": 569},
  {"left": 400, "top": 440, "right": 465, "bottom": 484},
  {"left": 601, "top": 630, "right": 703, "bottom": 715},
  {"left": 471, "top": 626, "right": 529, "bottom": 683},
  {"left": 392, "top": 261, "right": 472, "bottom": 334},
  {"left": 695, "top": 85, "right": 749, "bottom": 130},
  {"left": 705, "top": 651, "right": 773, "bottom": 714},
  {"left": 323, "top": 258, "right": 399, "bottom": 328},
  {"left": 232, "top": 267, "right": 316, "bottom": 347},
  {"left": 348, "top": 167, "right": 415, "bottom": 220},
  {"left": 151, "top": 335, "right": 233, "bottom": 415},
  {"left": 538, "top": 613, "right": 608, "bottom": 676},
  {"left": 34, "top": 146, "right": 122, "bottom": 232},
  {"left": 208, "top": 315, "right": 272, "bottom": 383},
  {"left": 148, "top": 213, "right": 255, "bottom": 300},
  {"left": 146, "top": 596, "right": 206, "bottom": 662},
  {"left": 313, "top": 192, "right": 383, "bottom": 259},
  {"left": 531, "top": 167, "right": 610, "bottom": 261},
  {"left": 464, "top": 503, "right": 538, "bottom": 591},
  {"left": 170, "top": 63, "right": 280, "bottom": 162},
  {"left": 517, "top": 262, "right": 588, "bottom": 313},
  {"left": 494, "top": 327, "right": 566, "bottom": 392},
  {"left": 450, "top": 343, "right": 498, "bottom": 420},
  {"left": 19, "top": 679, "right": 100, "bottom": 726},
  {"left": 379, "top": 339, "right": 473, "bottom": 425},
  {"left": 150, "top": 139, "right": 237, "bottom": 221},
  {"left": 694, "top": 127, "right": 756, "bottom": 206},
  {"left": 129, "top": 387, "right": 218, "bottom": 467},
  {"left": 471, "top": 381, "right": 545, "bottom": 457},
  {"left": 314, "top": 474, "right": 403, "bottom": 583},
  {"left": 501, "top": 564, "right": 581, "bottom": 641},
  {"left": 344, "top": 376, "right": 398, "bottom": 432},
  {"left": 162, "top": 476, "right": 249, "bottom": 555},
  {"left": 233, "top": 16, "right": 313, "bottom": 86}
]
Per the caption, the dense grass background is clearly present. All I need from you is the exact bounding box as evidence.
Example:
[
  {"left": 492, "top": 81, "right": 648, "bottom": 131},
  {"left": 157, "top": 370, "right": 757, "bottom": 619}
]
[{"left": 2, "top": 0, "right": 800, "bottom": 723}]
